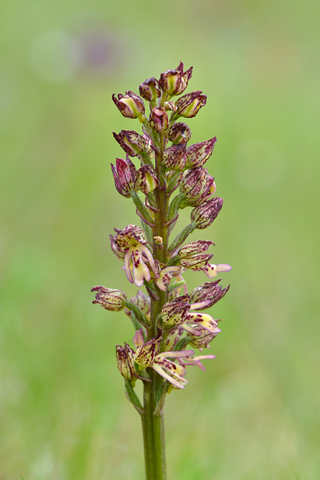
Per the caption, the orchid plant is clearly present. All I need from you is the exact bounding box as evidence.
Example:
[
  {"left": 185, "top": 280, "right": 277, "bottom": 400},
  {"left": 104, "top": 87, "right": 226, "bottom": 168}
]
[{"left": 91, "top": 62, "right": 231, "bottom": 480}]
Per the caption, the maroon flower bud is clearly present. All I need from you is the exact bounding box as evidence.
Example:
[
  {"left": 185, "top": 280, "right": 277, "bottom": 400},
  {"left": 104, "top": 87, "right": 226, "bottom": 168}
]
[
  {"left": 135, "top": 165, "right": 159, "bottom": 194},
  {"left": 175, "top": 91, "right": 207, "bottom": 118},
  {"left": 191, "top": 197, "right": 223, "bottom": 229},
  {"left": 150, "top": 107, "right": 169, "bottom": 132},
  {"left": 113, "top": 130, "right": 146, "bottom": 157},
  {"left": 91, "top": 286, "right": 127, "bottom": 311},
  {"left": 159, "top": 62, "right": 193, "bottom": 96},
  {"left": 180, "top": 167, "right": 208, "bottom": 203},
  {"left": 163, "top": 144, "right": 187, "bottom": 170},
  {"left": 186, "top": 137, "right": 217, "bottom": 168},
  {"left": 161, "top": 295, "right": 191, "bottom": 328},
  {"left": 111, "top": 156, "right": 137, "bottom": 197},
  {"left": 139, "top": 77, "right": 161, "bottom": 102},
  {"left": 178, "top": 240, "right": 214, "bottom": 258},
  {"left": 190, "top": 280, "right": 230, "bottom": 309},
  {"left": 112, "top": 91, "right": 145, "bottom": 119},
  {"left": 168, "top": 122, "right": 192, "bottom": 144}
]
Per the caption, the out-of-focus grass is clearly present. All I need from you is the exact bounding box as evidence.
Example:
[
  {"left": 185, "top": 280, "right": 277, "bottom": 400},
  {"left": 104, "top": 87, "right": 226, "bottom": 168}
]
[{"left": 1, "top": 0, "right": 319, "bottom": 478}]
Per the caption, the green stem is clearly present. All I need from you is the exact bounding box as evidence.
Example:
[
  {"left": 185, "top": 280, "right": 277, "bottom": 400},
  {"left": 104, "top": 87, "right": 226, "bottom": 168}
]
[
  {"left": 141, "top": 373, "right": 167, "bottom": 480},
  {"left": 141, "top": 109, "right": 169, "bottom": 480}
]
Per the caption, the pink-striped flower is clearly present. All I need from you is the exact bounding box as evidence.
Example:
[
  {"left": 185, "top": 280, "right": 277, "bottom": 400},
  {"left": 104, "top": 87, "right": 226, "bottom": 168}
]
[{"left": 112, "top": 225, "right": 158, "bottom": 287}]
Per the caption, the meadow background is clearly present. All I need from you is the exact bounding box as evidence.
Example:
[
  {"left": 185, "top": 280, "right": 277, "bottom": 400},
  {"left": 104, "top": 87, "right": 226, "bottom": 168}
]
[{"left": 1, "top": 0, "right": 320, "bottom": 478}]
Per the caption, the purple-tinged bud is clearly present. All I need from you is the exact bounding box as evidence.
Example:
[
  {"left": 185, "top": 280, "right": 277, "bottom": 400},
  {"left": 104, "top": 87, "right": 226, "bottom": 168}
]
[
  {"left": 135, "top": 165, "right": 159, "bottom": 194},
  {"left": 191, "top": 197, "right": 224, "bottom": 229},
  {"left": 190, "top": 280, "right": 230, "bottom": 309},
  {"left": 178, "top": 240, "right": 214, "bottom": 258},
  {"left": 189, "top": 325, "right": 221, "bottom": 349},
  {"left": 150, "top": 107, "right": 169, "bottom": 132},
  {"left": 180, "top": 167, "right": 208, "bottom": 203},
  {"left": 114, "top": 224, "right": 147, "bottom": 250},
  {"left": 168, "top": 122, "right": 192, "bottom": 144},
  {"left": 163, "top": 144, "right": 187, "bottom": 170},
  {"left": 113, "top": 130, "right": 146, "bottom": 157},
  {"left": 131, "top": 291, "right": 151, "bottom": 315},
  {"left": 161, "top": 295, "right": 190, "bottom": 328},
  {"left": 175, "top": 91, "right": 207, "bottom": 118},
  {"left": 186, "top": 137, "right": 217, "bottom": 168},
  {"left": 139, "top": 77, "right": 161, "bottom": 102},
  {"left": 112, "top": 91, "right": 145, "bottom": 119},
  {"left": 116, "top": 343, "right": 137, "bottom": 381},
  {"left": 111, "top": 156, "right": 137, "bottom": 197},
  {"left": 91, "top": 286, "right": 127, "bottom": 311},
  {"left": 179, "top": 254, "right": 213, "bottom": 271},
  {"left": 159, "top": 62, "right": 193, "bottom": 96},
  {"left": 135, "top": 333, "right": 162, "bottom": 367}
]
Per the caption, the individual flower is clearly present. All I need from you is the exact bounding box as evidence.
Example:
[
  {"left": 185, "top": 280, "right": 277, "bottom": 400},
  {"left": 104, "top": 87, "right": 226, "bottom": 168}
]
[
  {"left": 191, "top": 197, "right": 223, "bottom": 229},
  {"left": 175, "top": 91, "right": 207, "bottom": 118},
  {"left": 189, "top": 279, "right": 230, "bottom": 309},
  {"left": 113, "top": 130, "right": 146, "bottom": 157},
  {"left": 177, "top": 240, "right": 214, "bottom": 271},
  {"left": 111, "top": 225, "right": 158, "bottom": 287},
  {"left": 188, "top": 324, "right": 221, "bottom": 350},
  {"left": 135, "top": 165, "right": 159, "bottom": 194},
  {"left": 112, "top": 91, "right": 145, "bottom": 119},
  {"left": 111, "top": 156, "right": 137, "bottom": 197},
  {"left": 185, "top": 137, "right": 217, "bottom": 168},
  {"left": 163, "top": 144, "right": 187, "bottom": 170},
  {"left": 150, "top": 107, "right": 169, "bottom": 132},
  {"left": 179, "top": 167, "right": 209, "bottom": 205},
  {"left": 159, "top": 61, "right": 193, "bottom": 96},
  {"left": 168, "top": 122, "right": 192, "bottom": 144},
  {"left": 91, "top": 286, "right": 127, "bottom": 311},
  {"left": 116, "top": 343, "right": 137, "bottom": 382},
  {"left": 139, "top": 77, "right": 161, "bottom": 102},
  {"left": 134, "top": 333, "right": 195, "bottom": 389}
]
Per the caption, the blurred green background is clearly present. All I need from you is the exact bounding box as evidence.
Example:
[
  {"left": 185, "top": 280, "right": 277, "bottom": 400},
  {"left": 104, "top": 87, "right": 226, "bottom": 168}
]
[{"left": 1, "top": 0, "right": 319, "bottom": 478}]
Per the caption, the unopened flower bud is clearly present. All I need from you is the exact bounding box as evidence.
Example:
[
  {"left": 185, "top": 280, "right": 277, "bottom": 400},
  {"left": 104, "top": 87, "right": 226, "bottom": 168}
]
[
  {"left": 180, "top": 167, "right": 208, "bottom": 203},
  {"left": 135, "top": 165, "right": 159, "bottom": 194},
  {"left": 175, "top": 91, "right": 207, "bottom": 118},
  {"left": 191, "top": 197, "right": 223, "bottom": 229},
  {"left": 91, "top": 286, "right": 127, "bottom": 311},
  {"left": 116, "top": 343, "right": 137, "bottom": 381},
  {"left": 113, "top": 130, "right": 146, "bottom": 157},
  {"left": 168, "top": 122, "right": 192, "bottom": 144},
  {"left": 190, "top": 280, "right": 230, "bottom": 309},
  {"left": 130, "top": 291, "right": 151, "bottom": 315},
  {"left": 186, "top": 137, "right": 217, "bottom": 168},
  {"left": 161, "top": 295, "right": 190, "bottom": 328},
  {"left": 178, "top": 240, "right": 214, "bottom": 258},
  {"left": 112, "top": 91, "right": 145, "bottom": 119},
  {"left": 139, "top": 77, "right": 161, "bottom": 102},
  {"left": 150, "top": 107, "right": 169, "bottom": 132},
  {"left": 159, "top": 62, "right": 193, "bottom": 96},
  {"left": 163, "top": 144, "right": 186, "bottom": 170},
  {"left": 111, "top": 156, "right": 137, "bottom": 197}
]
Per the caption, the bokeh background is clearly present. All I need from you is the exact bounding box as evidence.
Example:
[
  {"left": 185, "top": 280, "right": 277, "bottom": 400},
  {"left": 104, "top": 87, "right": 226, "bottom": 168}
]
[{"left": 1, "top": 0, "right": 319, "bottom": 478}]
